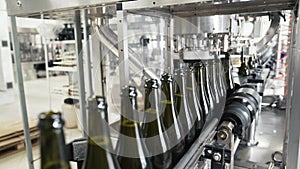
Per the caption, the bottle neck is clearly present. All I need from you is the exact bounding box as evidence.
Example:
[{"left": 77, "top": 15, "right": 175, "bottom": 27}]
[
  {"left": 144, "top": 87, "right": 160, "bottom": 113},
  {"left": 161, "top": 81, "right": 174, "bottom": 103},
  {"left": 40, "top": 128, "right": 70, "bottom": 169},
  {"left": 87, "top": 99, "right": 113, "bottom": 150},
  {"left": 120, "top": 95, "right": 140, "bottom": 137},
  {"left": 121, "top": 95, "right": 138, "bottom": 120}
]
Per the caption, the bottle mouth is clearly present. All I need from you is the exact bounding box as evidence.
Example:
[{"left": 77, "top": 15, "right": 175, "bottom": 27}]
[
  {"left": 144, "top": 79, "right": 159, "bottom": 89},
  {"left": 96, "top": 96, "right": 107, "bottom": 110},
  {"left": 161, "top": 73, "right": 173, "bottom": 82},
  {"left": 121, "top": 85, "right": 137, "bottom": 97},
  {"left": 38, "top": 111, "right": 65, "bottom": 129}
]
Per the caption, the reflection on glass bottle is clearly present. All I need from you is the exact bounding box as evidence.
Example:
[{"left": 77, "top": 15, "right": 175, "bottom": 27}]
[
  {"left": 82, "top": 97, "right": 121, "bottom": 169},
  {"left": 116, "top": 86, "right": 152, "bottom": 169},
  {"left": 194, "top": 63, "right": 210, "bottom": 123},
  {"left": 215, "top": 56, "right": 226, "bottom": 98},
  {"left": 221, "top": 52, "right": 234, "bottom": 91},
  {"left": 38, "top": 111, "right": 71, "bottom": 169},
  {"left": 174, "top": 69, "right": 196, "bottom": 149},
  {"left": 142, "top": 79, "right": 172, "bottom": 169},
  {"left": 185, "top": 65, "right": 204, "bottom": 136},
  {"left": 206, "top": 59, "right": 220, "bottom": 103},
  {"left": 202, "top": 62, "right": 215, "bottom": 112},
  {"left": 160, "top": 73, "right": 185, "bottom": 167}
]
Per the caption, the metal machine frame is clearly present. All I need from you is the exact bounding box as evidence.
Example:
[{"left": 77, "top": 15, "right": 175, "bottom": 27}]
[{"left": 5, "top": 0, "right": 299, "bottom": 169}]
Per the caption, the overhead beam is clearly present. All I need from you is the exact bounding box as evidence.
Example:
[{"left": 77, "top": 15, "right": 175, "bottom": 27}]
[{"left": 172, "top": 0, "right": 296, "bottom": 17}]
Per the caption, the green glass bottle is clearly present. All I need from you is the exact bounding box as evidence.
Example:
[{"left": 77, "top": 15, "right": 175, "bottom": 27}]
[
  {"left": 174, "top": 69, "right": 196, "bottom": 149},
  {"left": 203, "top": 61, "right": 216, "bottom": 107},
  {"left": 185, "top": 66, "right": 204, "bottom": 136},
  {"left": 238, "top": 52, "right": 249, "bottom": 76},
  {"left": 160, "top": 73, "right": 185, "bottom": 167},
  {"left": 141, "top": 79, "right": 172, "bottom": 169},
  {"left": 221, "top": 52, "right": 234, "bottom": 90},
  {"left": 82, "top": 97, "right": 121, "bottom": 169},
  {"left": 215, "top": 57, "right": 226, "bottom": 97},
  {"left": 38, "top": 111, "right": 71, "bottom": 169},
  {"left": 248, "top": 56, "right": 254, "bottom": 69},
  {"left": 193, "top": 62, "right": 210, "bottom": 123},
  {"left": 96, "top": 96, "right": 109, "bottom": 122},
  {"left": 116, "top": 86, "right": 152, "bottom": 169},
  {"left": 206, "top": 59, "right": 220, "bottom": 103}
]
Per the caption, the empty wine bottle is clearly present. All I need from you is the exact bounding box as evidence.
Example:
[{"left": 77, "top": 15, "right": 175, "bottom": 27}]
[
  {"left": 248, "top": 56, "right": 254, "bottom": 69},
  {"left": 194, "top": 62, "right": 212, "bottom": 122},
  {"left": 221, "top": 52, "right": 234, "bottom": 91},
  {"left": 82, "top": 97, "right": 121, "bottom": 169},
  {"left": 142, "top": 79, "right": 172, "bottom": 169},
  {"left": 215, "top": 57, "right": 226, "bottom": 97},
  {"left": 238, "top": 51, "right": 249, "bottom": 76},
  {"left": 185, "top": 65, "right": 204, "bottom": 136},
  {"left": 96, "top": 96, "right": 109, "bottom": 122},
  {"left": 116, "top": 86, "right": 152, "bottom": 169},
  {"left": 160, "top": 73, "right": 185, "bottom": 166},
  {"left": 174, "top": 69, "right": 196, "bottom": 149},
  {"left": 203, "top": 60, "right": 216, "bottom": 106},
  {"left": 206, "top": 59, "right": 220, "bottom": 103},
  {"left": 38, "top": 111, "right": 71, "bottom": 169}
]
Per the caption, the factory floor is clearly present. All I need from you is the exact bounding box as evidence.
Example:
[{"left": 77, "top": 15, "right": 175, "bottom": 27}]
[
  {"left": 0, "top": 74, "right": 286, "bottom": 169},
  {"left": 0, "top": 75, "right": 82, "bottom": 169}
]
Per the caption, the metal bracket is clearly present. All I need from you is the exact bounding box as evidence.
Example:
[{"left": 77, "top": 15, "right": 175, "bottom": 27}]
[{"left": 203, "top": 143, "right": 232, "bottom": 169}]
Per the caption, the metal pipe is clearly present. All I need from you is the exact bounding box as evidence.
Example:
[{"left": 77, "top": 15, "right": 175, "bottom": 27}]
[
  {"left": 40, "top": 13, "right": 52, "bottom": 110},
  {"left": 166, "top": 17, "right": 174, "bottom": 73},
  {"left": 10, "top": 16, "right": 34, "bottom": 169},
  {"left": 174, "top": 118, "right": 219, "bottom": 169},
  {"left": 117, "top": 9, "right": 130, "bottom": 88},
  {"left": 82, "top": 9, "right": 94, "bottom": 98},
  {"left": 74, "top": 10, "right": 87, "bottom": 137},
  {"left": 94, "top": 23, "right": 160, "bottom": 81}
]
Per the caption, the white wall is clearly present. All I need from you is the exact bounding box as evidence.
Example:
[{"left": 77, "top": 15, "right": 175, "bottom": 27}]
[{"left": 0, "top": 0, "right": 14, "bottom": 90}]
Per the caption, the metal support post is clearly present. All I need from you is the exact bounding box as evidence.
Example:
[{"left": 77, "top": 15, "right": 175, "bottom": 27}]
[
  {"left": 117, "top": 4, "right": 130, "bottom": 89},
  {"left": 82, "top": 9, "right": 94, "bottom": 98},
  {"left": 284, "top": 9, "right": 300, "bottom": 168},
  {"left": 74, "top": 10, "right": 87, "bottom": 137},
  {"left": 90, "top": 21, "right": 104, "bottom": 96},
  {"left": 166, "top": 16, "right": 174, "bottom": 73},
  {"left": 10, "top": 16, "right": 34, "bottom": 169}
]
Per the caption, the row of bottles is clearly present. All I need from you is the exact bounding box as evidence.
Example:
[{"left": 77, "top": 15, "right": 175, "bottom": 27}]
[{"left": 38, "top": 57, "right": 229, "bottom": 169}]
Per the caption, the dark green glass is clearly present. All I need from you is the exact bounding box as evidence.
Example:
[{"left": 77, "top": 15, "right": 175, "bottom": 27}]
[
  {"left": 238, "top": 51, "right": 249, "bottom": 76},
  {"left": 239, "top": 58, "right": 248, "bottom": 76},
  {"left": 174, "top": 69, "right": 196, "bottom": 149},
  {"left": 82, "top": 97, "right": 121, "bottom": 169},
  {"left": 141, "top": 79, "right": 172, "bottom": 169},
  {"left": 203, "top": 61, "right": 216, "bottom": 108},
  {"left": 248, "top": 56, "right": 254, "bottom": 69},
  {"left": 221, "top": 53, "right": 234, "bottom": 90},
  {"left": 38, "top": 111, "right": 71, "bottom": 169},
  {"left": 215, "top": 57, "right": 226, "bottom": 97},
  {"left": 96, "top": 96, "right": 109, "bottom": 122},
  {"left": 116, "top": 86, "right": 152, "bottom": 169},
  {"left": 206, "top": 59, "right": 220, "bottom": 103},
  {"left": 194, "top": 63, "right": 211, "bottom": 122},
  {"left": 185, "top": 66, "right": 204, "bottom": 136},
  {"left": 160, "top": 73, "right": 185, "bottom": 167}
]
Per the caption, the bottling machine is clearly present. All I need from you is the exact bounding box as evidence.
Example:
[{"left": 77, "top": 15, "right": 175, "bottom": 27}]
[{"left": 5, "top": 0, "right": 300, "bottom": 169}]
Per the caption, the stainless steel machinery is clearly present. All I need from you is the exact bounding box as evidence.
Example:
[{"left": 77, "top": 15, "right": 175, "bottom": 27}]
[{"left": 5, "top": 0, "right": 300, "bottom": 169}]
